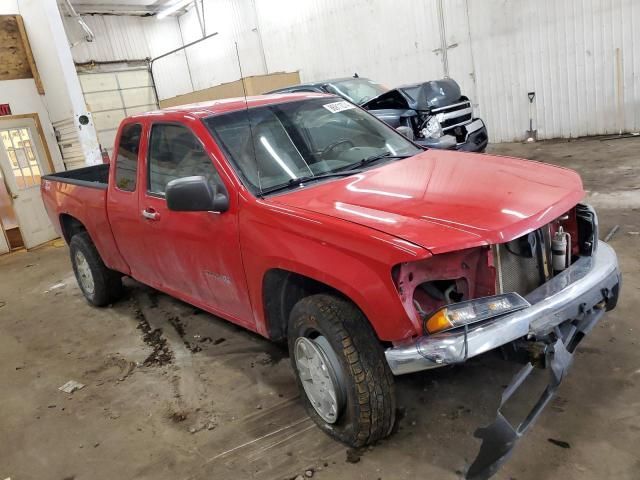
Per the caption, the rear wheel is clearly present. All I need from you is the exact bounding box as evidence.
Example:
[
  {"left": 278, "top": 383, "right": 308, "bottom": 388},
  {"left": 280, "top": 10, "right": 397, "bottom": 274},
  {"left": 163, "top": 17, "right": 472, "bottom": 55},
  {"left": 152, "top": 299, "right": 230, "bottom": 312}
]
[
  {"left": 288, "top": 294, "right": 395, "bottom": 447},
  {"left": 69, "top": 232, "right": 123, "bottom": 306}
]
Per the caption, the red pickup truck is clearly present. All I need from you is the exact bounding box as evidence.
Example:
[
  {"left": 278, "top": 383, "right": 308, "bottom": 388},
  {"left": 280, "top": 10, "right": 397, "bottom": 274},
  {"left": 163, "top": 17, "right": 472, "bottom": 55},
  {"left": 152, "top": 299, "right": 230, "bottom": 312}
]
[{"left": 41, "top": 94, "right": 620, "bottom": 477}]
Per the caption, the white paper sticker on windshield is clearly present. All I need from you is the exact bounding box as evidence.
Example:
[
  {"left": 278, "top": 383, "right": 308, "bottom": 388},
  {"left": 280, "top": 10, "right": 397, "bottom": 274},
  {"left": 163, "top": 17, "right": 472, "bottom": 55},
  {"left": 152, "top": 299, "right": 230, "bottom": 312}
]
[{"left": 323, "top": 101, "right": 356, "bottom": 113}]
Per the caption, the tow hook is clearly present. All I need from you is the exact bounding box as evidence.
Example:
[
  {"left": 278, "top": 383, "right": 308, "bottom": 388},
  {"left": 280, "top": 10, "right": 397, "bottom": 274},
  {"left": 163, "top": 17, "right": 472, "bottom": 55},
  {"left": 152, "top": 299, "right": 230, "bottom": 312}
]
[
  {"left": 501, "top": 338, "right": 551, "bottom": 370},
  {"left": 520, "top": 340, "right": 549, "bottom": 369}
]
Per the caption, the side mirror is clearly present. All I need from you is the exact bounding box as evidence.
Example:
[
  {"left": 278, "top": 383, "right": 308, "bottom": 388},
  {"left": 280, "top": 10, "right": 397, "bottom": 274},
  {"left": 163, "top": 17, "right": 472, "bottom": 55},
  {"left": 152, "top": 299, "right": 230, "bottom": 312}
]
[{"left": 165, "top": 176, "right": 229, "bottom": 213}]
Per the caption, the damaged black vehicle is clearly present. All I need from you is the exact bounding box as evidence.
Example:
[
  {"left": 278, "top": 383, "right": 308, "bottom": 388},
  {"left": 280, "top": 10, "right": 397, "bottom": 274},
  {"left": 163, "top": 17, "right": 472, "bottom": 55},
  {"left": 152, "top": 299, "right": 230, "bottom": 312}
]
[{"left": 268, "top": 76, "right": 489, "bottom": 152}]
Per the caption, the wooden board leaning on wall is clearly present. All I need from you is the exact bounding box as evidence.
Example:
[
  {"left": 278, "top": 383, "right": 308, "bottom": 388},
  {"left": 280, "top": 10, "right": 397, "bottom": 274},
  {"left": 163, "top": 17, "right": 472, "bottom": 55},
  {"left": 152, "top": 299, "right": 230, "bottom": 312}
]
[
  {"left": 0, "top": 15, "right": 44, "bottom": 94},
  {"left": 158, "top": 71, "right": 301, "bottom": 109}
]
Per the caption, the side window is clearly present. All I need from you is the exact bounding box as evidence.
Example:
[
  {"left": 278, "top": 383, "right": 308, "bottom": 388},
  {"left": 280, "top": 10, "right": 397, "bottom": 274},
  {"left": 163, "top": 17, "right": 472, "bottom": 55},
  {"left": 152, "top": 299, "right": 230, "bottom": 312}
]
[
  {"left": 114, "top": 123, "right": 142, "bottom": 192},
  {"left": 148, "top": 123, "right": 222, "bottom": 195}
]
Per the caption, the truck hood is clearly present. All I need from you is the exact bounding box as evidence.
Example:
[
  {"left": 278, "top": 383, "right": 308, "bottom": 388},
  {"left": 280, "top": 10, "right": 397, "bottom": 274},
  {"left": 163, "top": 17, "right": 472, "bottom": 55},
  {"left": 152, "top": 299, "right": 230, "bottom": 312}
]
[
  {"left": 361, "top": 78, "right": 462, "bottom": 110},
  {"left": 269, "top": 150, "right": 585, "bottom": 254}
]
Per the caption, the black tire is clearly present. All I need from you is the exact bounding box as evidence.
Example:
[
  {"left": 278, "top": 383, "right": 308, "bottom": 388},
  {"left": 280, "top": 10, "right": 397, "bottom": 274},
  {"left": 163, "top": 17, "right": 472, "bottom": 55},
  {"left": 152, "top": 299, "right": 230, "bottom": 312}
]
[
  {"left": 288, "top": 294, "right": 395, "bottom": 447},
  {"left": 69, "top": 232, "right": 123, "bottom": 307}
]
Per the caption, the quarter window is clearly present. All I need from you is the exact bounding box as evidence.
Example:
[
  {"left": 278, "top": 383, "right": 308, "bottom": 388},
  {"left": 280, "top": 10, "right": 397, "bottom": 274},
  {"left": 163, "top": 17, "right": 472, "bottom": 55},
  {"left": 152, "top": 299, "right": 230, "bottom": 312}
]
[
  {"left": 114, "top": 123, "right": 142, "bottom": 192},
  {"left": 148, "top": 123, "right": 222, "bottom": 195}
]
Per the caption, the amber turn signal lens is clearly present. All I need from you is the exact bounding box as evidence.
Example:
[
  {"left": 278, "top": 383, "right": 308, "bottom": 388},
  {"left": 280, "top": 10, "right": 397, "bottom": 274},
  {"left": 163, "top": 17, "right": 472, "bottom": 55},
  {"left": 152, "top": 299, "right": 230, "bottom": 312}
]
[
  {"left": 423, "top": 293, "right": 530, "bottom": 334},
  {"left": 425, "top": 308, "right": 453, "bottom": 334}
]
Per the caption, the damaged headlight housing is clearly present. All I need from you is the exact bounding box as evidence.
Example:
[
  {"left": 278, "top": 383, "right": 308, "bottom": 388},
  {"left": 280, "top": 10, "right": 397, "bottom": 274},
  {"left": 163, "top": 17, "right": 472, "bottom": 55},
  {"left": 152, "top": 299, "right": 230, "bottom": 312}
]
[
  {"left": 421, "top": 116, "right": 443, "bottom": 139},
  {"left": 425, "top": 293, "right": 530, "bottom": 334}
]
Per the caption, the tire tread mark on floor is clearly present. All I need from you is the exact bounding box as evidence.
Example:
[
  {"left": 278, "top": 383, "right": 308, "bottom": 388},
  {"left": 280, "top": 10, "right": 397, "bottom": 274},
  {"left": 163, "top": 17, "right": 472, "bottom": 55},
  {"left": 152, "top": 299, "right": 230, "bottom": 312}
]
[{"left": 187, "top": 399, "right": 343, "bottom": 480}]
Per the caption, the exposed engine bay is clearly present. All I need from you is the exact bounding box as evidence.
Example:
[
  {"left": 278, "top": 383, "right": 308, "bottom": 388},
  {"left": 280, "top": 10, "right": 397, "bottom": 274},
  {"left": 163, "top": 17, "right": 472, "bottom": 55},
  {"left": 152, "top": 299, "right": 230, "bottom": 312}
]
[{"left": 393, "top": 205, "right": 596, "bottom": 335}]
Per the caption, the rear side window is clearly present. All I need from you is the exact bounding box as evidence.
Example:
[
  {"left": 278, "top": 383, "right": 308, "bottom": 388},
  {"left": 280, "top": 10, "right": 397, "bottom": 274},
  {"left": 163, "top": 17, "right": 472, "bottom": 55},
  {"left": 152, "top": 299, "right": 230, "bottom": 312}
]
[
  {"left": 115, "top": 123, "right": 142, "bottom": 191},
  {"left": 147, "top": 123, "right": 222, "bottom": 195}
]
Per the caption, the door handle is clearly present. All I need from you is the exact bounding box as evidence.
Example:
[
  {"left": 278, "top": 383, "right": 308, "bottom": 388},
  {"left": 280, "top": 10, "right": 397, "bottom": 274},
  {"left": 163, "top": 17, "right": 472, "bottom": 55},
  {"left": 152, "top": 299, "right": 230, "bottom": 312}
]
[{"left": 142, "top": 208, "right": 160, "bottom": 221}]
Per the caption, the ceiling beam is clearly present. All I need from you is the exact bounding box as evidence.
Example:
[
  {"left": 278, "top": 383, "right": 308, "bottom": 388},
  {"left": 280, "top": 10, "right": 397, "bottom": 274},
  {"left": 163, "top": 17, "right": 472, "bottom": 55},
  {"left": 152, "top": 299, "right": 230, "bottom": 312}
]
[{"left": 67, "top": 3, "right": 162, "bottom": 16}]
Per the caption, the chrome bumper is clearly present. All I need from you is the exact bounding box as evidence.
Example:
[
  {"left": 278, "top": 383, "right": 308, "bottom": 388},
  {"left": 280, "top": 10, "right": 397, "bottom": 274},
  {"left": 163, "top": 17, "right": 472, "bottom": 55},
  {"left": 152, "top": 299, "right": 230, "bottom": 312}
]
[{"left": 385, "top": 240, "right": 621, "bottom": 375}]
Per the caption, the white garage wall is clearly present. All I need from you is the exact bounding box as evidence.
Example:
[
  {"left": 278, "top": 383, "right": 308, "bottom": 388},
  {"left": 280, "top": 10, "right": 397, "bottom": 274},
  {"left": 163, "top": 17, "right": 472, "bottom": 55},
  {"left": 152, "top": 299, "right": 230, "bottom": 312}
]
[
  {"left": 464, "top": 0, "right": 639, "bottom": 142},
  {"left": 176, "top": 1, "right": 264, "bottom": 91},
  {"left": 63, "top": 14, "right": 193, "bottom": 99},
  {"left": 252, "top": 0, "right": 640, "bottom": 142},
  {"left": 255, "top": 0, "right": 443, "bottom": 88},
  {"left": 64, "top": 0, "right": 640, "bottom": 142}
]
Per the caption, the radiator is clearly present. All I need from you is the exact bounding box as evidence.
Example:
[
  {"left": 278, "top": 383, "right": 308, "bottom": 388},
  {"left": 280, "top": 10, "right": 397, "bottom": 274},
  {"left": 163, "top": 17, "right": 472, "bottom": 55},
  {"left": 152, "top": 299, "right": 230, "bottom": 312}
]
[{"left": 494, "top": 230, "right": 550, "bottom": 296}]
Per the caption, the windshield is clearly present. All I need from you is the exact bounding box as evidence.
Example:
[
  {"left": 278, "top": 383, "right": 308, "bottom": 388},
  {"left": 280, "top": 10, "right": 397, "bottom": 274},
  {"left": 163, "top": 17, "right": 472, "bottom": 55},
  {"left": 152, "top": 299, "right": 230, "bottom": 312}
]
[
  {"left": 204, "top": 98, "right": 421, "bottom": 195},
  {"left": 325, "top": 78, "right": 388, "bottom": 105}
]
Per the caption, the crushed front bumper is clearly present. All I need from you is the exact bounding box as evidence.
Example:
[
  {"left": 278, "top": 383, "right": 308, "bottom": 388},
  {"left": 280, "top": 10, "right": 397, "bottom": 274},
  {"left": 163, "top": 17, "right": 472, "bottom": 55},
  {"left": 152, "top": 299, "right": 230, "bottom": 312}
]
[
  {"left": 385, "top": 240, "right": 620, "bottom": 479},
  {"left": 456, "top": 118, "right": 488, "bottom": 152},
  {"left": 385, "top": 240, "right": 620, "bottom": 376}
]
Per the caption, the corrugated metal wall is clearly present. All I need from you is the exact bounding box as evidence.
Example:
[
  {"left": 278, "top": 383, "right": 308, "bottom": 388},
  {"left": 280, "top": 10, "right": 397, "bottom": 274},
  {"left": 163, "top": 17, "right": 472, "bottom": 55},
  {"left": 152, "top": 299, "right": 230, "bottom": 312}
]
[
  {"left": 63, "top": 14, "right": 192, "bottom": 99},
  {"left": 64, "top": 0, "right": 640, "bottom": 142},
  {"left": 464, "top": 0, "right": 639, "bottom": 142},
  {"left": 176, "top": 0, "right": 265, "bottom": 91}
]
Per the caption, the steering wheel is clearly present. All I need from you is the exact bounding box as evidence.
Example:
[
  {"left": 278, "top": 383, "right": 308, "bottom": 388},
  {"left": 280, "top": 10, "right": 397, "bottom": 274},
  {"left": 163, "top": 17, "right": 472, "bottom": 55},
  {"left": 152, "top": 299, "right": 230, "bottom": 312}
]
[{"left": 320, "top": 139, "right": 355, "bottom": 157}]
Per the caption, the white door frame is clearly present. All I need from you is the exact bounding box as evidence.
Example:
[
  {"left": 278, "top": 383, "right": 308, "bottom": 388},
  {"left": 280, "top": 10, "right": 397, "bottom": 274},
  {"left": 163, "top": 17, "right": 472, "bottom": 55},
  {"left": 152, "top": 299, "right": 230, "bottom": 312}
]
[{"left": 0, "top": 114, "right": 58, "bottom": 250}]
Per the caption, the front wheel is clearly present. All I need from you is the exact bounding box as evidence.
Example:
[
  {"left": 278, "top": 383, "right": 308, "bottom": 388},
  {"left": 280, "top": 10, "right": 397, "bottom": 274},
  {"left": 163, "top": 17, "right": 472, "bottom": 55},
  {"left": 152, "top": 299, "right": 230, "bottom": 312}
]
[
  {"left": 288, "top": 294, "right": 395, "bottom": 447},
  {"left": 69, "top": 232, "right": 123, "bottom": 306}
]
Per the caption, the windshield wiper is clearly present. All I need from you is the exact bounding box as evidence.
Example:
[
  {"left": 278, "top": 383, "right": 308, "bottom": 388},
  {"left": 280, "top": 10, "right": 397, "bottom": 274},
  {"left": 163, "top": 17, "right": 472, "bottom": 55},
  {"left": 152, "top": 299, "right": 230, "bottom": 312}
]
[
  {"left": 259, "top": 152, "right": 413, "bottom": 196},
  {"left": 350, "top": 151, "right": 413, "bottom": 169},
  {"left": 259, "top": 169, "right": 362, "bottom": 196}
]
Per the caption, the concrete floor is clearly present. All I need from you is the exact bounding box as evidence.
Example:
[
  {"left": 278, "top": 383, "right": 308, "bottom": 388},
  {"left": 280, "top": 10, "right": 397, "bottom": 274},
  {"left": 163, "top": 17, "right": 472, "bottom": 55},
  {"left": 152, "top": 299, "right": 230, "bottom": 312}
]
[{"left": 1, "top": 136, "right": 639, "bottom": 480}]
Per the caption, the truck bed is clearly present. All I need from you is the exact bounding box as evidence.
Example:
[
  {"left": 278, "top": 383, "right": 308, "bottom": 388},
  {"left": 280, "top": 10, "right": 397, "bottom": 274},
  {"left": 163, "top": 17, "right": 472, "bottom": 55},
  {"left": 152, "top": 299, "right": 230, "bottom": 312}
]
[
  {"left": 41, "top": 162, "right": 130, "bottom": 274},
  {"left": 42, "top": 164, "right": 109, "bottom": 190}
]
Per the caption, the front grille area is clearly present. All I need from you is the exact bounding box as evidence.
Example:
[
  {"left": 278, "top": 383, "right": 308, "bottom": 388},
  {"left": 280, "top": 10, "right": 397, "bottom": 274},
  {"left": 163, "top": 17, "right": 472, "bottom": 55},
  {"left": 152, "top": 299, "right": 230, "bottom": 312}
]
[
  {"left": 492, "top": 207, "right": 591, "bottom": 298},
  {"left": 441, "top": 113, "right": 472, "bottom": 129},
  {"left": 494, "top": 243, "right": 544, "bottom": 296},
  {"left": 432, "top": 100, "right": 473, "bottom": 131},
  {"left": 493, "top": 228, "right": 552, "bottom": 297}
]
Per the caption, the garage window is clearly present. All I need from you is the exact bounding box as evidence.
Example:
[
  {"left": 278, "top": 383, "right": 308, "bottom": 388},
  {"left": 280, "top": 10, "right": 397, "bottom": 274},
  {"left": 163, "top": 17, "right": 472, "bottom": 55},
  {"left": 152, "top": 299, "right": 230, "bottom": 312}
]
[
  {"left": 114, "top": 123, "right": 142, "bottom": 192},
  {"left": 147, "top": 123, "right": 222, "bottom": 195}
]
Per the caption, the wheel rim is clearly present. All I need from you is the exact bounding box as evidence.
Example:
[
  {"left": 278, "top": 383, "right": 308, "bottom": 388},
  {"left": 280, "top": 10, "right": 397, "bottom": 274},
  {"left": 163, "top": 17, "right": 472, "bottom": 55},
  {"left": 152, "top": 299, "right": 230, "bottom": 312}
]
[
  {"left": 294, "top": 336, "right": 344, "bottom": 424},
  {"left": 74, "top": 251, "right": 95, "bottom": 295}
]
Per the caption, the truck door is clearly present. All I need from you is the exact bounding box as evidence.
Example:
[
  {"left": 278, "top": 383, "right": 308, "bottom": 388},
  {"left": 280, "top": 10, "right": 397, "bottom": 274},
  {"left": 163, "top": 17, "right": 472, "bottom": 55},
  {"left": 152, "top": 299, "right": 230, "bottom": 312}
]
[
  {"left": 105, "top": 122, "right": 159, "bottom": 284},
  {"left": 137, "top": 121, "right": 253, "bottom": 329}
]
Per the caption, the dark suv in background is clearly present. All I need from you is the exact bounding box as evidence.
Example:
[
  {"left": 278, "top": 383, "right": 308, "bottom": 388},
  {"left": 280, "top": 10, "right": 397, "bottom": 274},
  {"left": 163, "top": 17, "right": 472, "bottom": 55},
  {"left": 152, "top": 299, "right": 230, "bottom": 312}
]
[{"left": 269, "top": 76, "right": 488, "bottom": 152}]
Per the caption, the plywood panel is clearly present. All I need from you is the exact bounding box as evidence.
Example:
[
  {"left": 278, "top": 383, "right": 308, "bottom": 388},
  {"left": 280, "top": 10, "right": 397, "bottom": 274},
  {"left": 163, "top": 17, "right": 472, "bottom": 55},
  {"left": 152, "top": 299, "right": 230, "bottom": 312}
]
[
  {"left": 14, "top": 15, "right": 43, "bottom": 94},
  {"left": 159, "top": 71, "right": 300, "bottom": 108},
  {"left": 0, "top": 15, "right": 32, "bottom": 81},
  {"left": 244, "top": 71, "right": 301, "bottom": 95}
]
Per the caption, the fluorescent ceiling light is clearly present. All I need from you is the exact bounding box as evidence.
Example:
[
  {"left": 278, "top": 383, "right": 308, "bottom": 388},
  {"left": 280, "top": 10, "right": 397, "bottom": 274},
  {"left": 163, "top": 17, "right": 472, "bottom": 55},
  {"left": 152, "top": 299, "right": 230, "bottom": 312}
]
[{"left": 157, "top": 0, "right": 193, "bottom": 19}]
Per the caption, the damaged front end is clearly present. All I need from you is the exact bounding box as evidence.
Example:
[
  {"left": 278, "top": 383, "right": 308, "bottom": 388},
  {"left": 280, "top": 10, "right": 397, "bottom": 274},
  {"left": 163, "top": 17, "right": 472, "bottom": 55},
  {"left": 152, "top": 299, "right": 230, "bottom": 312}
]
[
  {"left": 362, "top": 78, "right": 488, "bottom": 152},
  {"left": 385, "top": 205, "right": 621, "bottom": 479}
]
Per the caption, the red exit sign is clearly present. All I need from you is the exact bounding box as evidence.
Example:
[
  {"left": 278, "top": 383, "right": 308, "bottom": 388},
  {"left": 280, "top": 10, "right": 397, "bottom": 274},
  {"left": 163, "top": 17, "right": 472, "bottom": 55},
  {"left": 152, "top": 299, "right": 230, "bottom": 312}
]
[{"left": 0, "top": 104, "right": 11, "bottom": 116}]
